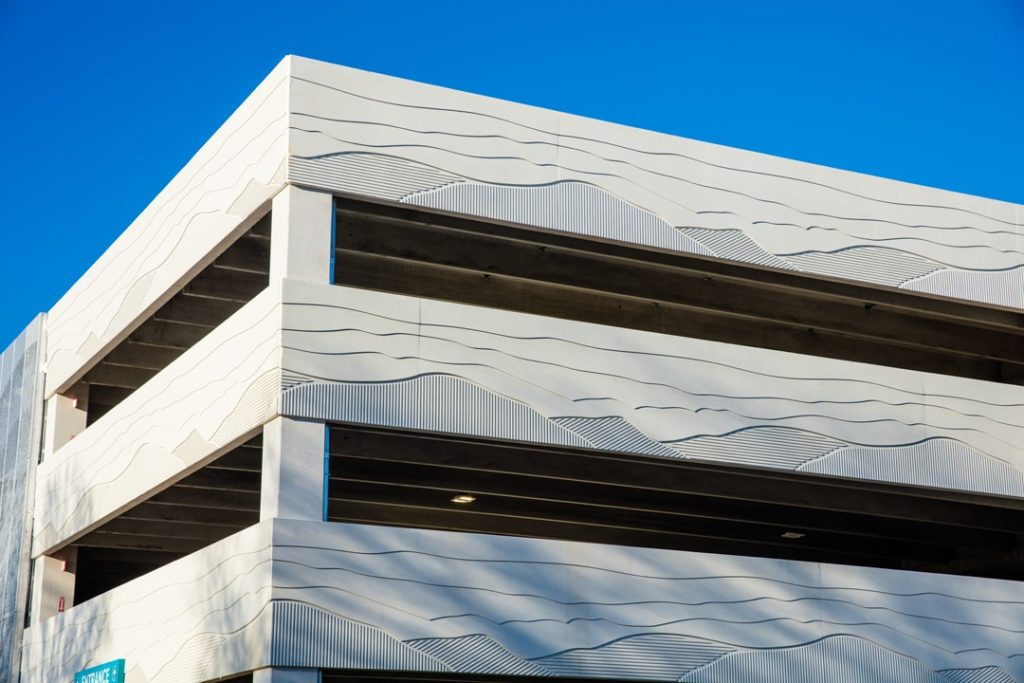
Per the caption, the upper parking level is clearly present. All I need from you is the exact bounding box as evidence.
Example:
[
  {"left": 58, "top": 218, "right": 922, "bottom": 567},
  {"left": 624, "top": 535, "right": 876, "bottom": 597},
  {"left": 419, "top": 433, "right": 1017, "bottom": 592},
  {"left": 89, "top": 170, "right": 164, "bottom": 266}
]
[{"left": 42, "top": 55, "right": 1024, "bottom": 401}]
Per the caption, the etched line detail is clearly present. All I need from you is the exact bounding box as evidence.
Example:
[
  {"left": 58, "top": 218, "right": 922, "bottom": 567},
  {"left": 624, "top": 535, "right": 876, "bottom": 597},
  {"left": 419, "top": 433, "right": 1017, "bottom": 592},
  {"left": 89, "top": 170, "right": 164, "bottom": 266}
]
[
  {"left": 289, "top": 151, "right": 463, "bottom": 200},
  {"left": 281, "top": 375, "right": 589, "bottom": 448},
  {"left": 404, "top": 180, "right": 714, "bottom": 256}
]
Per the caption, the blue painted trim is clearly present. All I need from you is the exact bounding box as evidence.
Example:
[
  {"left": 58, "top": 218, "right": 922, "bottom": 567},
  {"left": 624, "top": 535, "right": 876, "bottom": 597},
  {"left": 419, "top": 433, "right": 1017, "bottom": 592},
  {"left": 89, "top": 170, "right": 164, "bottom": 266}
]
[
  {"left": 329, "top": 197, "right": 337, "bottom": 284},
  {"left": 323, "top": 426, "right": 330, "bottom": 522}
]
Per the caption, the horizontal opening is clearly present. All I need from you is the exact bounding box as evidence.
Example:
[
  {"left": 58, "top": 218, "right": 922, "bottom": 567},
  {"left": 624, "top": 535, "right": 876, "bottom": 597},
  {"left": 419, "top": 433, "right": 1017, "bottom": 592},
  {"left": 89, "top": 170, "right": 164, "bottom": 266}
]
[
  {"left": 334, "top": 198, "right": 1024, "bottom": 383},
  {"left": 327, "top": 424, "right": 1024, "bottom": 580},
  {"left": 67, "top": 212, "right": 270, "bottom": 427},
  {"left": 69, "top": 433, "right": 262, "bottom": 605}
]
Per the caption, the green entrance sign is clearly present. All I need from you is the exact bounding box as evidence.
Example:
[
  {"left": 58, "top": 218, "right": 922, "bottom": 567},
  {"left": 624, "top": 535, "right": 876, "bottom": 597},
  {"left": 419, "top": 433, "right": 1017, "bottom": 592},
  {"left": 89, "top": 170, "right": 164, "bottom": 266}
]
[{"left": 74, "top": 659, "right": 125, "bottom": 683}]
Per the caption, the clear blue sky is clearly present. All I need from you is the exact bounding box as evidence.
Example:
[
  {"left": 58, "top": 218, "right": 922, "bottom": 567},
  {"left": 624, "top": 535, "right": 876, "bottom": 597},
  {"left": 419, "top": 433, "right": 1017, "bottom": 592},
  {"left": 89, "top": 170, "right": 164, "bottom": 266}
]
[{"left": 1, "top": 1, "right": 1022, "bottom": 344}]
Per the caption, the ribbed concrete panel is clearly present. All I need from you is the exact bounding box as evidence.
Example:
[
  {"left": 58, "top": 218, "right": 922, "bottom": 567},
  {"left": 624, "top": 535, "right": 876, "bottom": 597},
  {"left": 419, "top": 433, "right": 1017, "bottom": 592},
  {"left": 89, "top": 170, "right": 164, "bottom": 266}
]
[
  {"left": 534, "top": 634, "right": 732, "bottom": 680},
  {"left": 782, "top": 246, "right": 943, "bottom": 287},
  {"left": 799, "top": 438, "right": 1024, "bottom": 496},
  {"left": 267, "top": 520, "right": 1024, "bottom": 682},
  {"left": 290, "top": 152, "right": 460, "bottom": 200},
  {"left": 281, "top": 375, "right": 587, "bottom": 448},
  {"left": 407, "top": 635, "right": 552, "bottom": 676},
  {"left": 939, "top": 667, "right": 1019, "bottom": 683},
  {"left": 288, "top": 56, "right": 1024, "bottom": 310},
  {"left": 19, "top": 523, "right": 274, "bottom": 683},
  {"left": 405, "top": 181, "right": 714, "bottom": 256},
  {"left": 45, "top": 60, "right": 290, "bottom": 397},
  {"left": 667, "top": 426, "right": 846, "bottom": 469},
  {"left": 33, "top": 289, "right": 281, "bottom": 555},
  {"left": 678, "top": 227, "right": 797, "bottom": 269},
  {"left": 281, "top": 282, "right": 1024, "bottom": 497},
  {"left": 269, "top": 601, "right": 447, "bottom": 671},
  {"left": 903, "top": 267, "right": 1024, "bottom": 309},
  {"left": 680, "top": 635, "right": 967, "bottom": 683},
  {"left": 551, "top": 416, "right": 680, "bottom": 458},
  {"left": 0, "top": 318, "right": 43, "bottom": 683}
]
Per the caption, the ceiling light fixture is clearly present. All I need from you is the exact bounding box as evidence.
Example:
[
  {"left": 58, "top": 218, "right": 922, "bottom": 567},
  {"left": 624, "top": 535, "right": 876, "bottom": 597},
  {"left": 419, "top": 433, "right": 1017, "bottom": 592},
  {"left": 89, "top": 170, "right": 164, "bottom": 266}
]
[
  {"left": 451, "top": 494, "right": 476, "bottom": 504},
  {"left": 781, "top": 531, "right": 806, "bottom": 539}
]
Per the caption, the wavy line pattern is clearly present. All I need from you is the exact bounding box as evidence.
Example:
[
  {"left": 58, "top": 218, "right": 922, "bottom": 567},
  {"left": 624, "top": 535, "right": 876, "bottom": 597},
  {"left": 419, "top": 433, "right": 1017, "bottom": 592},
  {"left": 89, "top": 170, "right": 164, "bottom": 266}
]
[
  {"left": 269, "top": 601, "right": 447, "bottom": 670},
  {"left": 680, "top": 634, "right": 986, "bottom": 683},
  {"left": 939, "top": 667, "right": 1020, "bottom": 683},
  {"left": 782, "top": 246, "right": 945, "bottom": 286},
  {"left": 20, "top": 518, "right": 1024, "bottom": 682},
  {"left": 34, "top": 292, "right": 281, "bottom": 554},
  {"left": 288, "top": 65, "right": 1017, "bottom": 229},
  {"left": 403, "top": 177, "right": 1022, "bottom": 303},
  {"left": 551, "top": 416, "right": 680, "bottom": 458},
  {"left": 404, "top": 180, "right": 715, "bottom": 256},
  {"left": 19, "top": 524, "right": 274, "bottom": 683},
  {"left": 281, "top": 374, "right": 588, "bottom": 448},
  {"left": 281, "top": 282, "right": 1024, "bottom": 497},
  {"left": 902, "top": 267, "right": 1024, "bottom": 309},
  {"left": 667, "top": 426, "right": 846, "bottom": 469},
  {"left": 799, "top": 439, "right": 1024, "bottom": 496},
  {"left": 407, "top": 634, "right": 551, "bottom": 676},
  {"left": 266, "top": 519, "right": 1024, "bottom": 680},
  {"left": 286, "top": 60, "right": 1024, "bottom": 309},
  {"left": 678, "top": 227, "right": 798, "bottom": 269},
  {"left": 46, "top": 73, "right": 288, "bottom": 394},
  {"left": 532, "top": 633, "right": 732, "bottom": 679},
  {"left": 291, "top": 151, "right": 463, "bottom": 200}
]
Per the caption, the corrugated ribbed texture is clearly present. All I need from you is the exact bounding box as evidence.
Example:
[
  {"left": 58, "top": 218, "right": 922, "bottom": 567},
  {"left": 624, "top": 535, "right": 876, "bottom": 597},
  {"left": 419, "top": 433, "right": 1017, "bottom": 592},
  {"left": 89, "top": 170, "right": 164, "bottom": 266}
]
[
  {"left": 553, "top": 416, "right": 681, "bottom": 458},
  {"left": 534, "top": 634, "right": 732, "bottom": 680},
  {"left": 681, "top": 635, "right": 965, "bottom": 683},
  {"left": 939, "top": 666, "right": 1020, "bottom": 683},
  {"left": 0, "top": 319, "right": 42, "bottom": 683},
  {"left": 152, "top": 633, "right": 224, "bottom": 683},
  {"left": 270, "top": 601, "right": 448, "bottom": 670},
  {"left": 782, "top": 247, "right": 942, "bottom": 287},
  {"left": 799, "top": 438, "right": 1024, "bottom": 496},
  {"left": 404, "top": 181, "right": 714, "bottom": 256},
  {"left": 681, "top": 227, "right": 797, "bottom": 269},
  {"left": 281, "top": 375, "right": 588, "bottom": 447},
  {"left": 408, "top": 635, "right": 553, "bottom": 676},
  {"left": 289, "top": 153, "right": 462, "bottom": 200},
  {"left": 208, "top": 368, "right": 279, "bottom": 445},
  {"left": 667, "top": 427, "right": 846, "bottom": 469},
  {"left": 902, "top": 267, "right": 1024, "bottom": 309}
]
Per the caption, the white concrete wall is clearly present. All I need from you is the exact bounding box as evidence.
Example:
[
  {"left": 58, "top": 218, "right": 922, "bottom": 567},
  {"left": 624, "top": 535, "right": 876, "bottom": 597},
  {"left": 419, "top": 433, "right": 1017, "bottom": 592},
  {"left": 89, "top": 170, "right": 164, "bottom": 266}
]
[
  {"left": 33, "top": 288, "right": 282, "bottom": 556},
  {"left": 287, "top": 56, "right": 1024, "bottom": 311},
  {"left": 281, "top": 281, "right": 1024, "bottom": 498},
  {"left": 22, "top": 520, "right": 1024, "bottom": 683},
  {"left": 0, "top": 318, "right": 45, "bottom": 683},
  {"left": 19, "top": 522, "right": 273, "bottom": 683},
  {"left": 43, "top": 60, "right": 290, "bottom": 398},
  {"left": 266, "top": 520, "right": 1024, "bottom": 681},
  {"left": 24, "top": 55, "right": 1024, "bottom": 683}
]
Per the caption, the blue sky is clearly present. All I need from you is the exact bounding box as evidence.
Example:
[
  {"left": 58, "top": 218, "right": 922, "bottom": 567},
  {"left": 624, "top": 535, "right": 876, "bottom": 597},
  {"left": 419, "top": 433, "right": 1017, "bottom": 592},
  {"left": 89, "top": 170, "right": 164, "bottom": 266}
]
[{"left": 1, "top": 1, "right": 1022, "bottom": 344}]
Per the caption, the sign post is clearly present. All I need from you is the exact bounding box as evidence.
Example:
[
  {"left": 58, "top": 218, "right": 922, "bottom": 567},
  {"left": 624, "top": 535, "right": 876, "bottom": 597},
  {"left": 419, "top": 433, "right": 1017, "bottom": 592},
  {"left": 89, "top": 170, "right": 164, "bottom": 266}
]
[{"left": 74, "top": 659, "right": 125, "bottom": 683}]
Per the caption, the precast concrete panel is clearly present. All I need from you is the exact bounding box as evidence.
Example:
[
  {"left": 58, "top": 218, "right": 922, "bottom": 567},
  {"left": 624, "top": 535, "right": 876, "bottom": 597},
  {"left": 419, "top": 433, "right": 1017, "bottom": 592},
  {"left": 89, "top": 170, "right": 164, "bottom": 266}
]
[{"left": 0, "top": 317, "right": 44, "bottom": 683}]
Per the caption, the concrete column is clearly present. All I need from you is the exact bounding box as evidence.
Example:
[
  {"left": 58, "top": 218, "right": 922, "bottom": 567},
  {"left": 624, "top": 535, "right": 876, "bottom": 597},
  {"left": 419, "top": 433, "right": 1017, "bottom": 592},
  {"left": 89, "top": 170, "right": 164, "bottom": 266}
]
[
  {"left": 29, "top": 550, "right": 76, "bottom": 623},
  {"left": 41, "top": 385, "right": 88, "bottom": 461},
  {"left": 269, "top": 185, "right": 334, "bottom": 283},
  {"left": 253, "top": 668, "right": 320, "bottom": 683},
  {"left": 260, "top": 416, "right": 326, "bottom": 521}
]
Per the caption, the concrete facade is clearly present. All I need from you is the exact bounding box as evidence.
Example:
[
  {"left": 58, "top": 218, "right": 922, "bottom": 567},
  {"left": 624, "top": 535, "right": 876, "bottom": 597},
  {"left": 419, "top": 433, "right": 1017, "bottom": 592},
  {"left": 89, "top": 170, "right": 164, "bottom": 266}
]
[{"left": 3, "top": 56, "right": 1024, "bottom": 683}]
